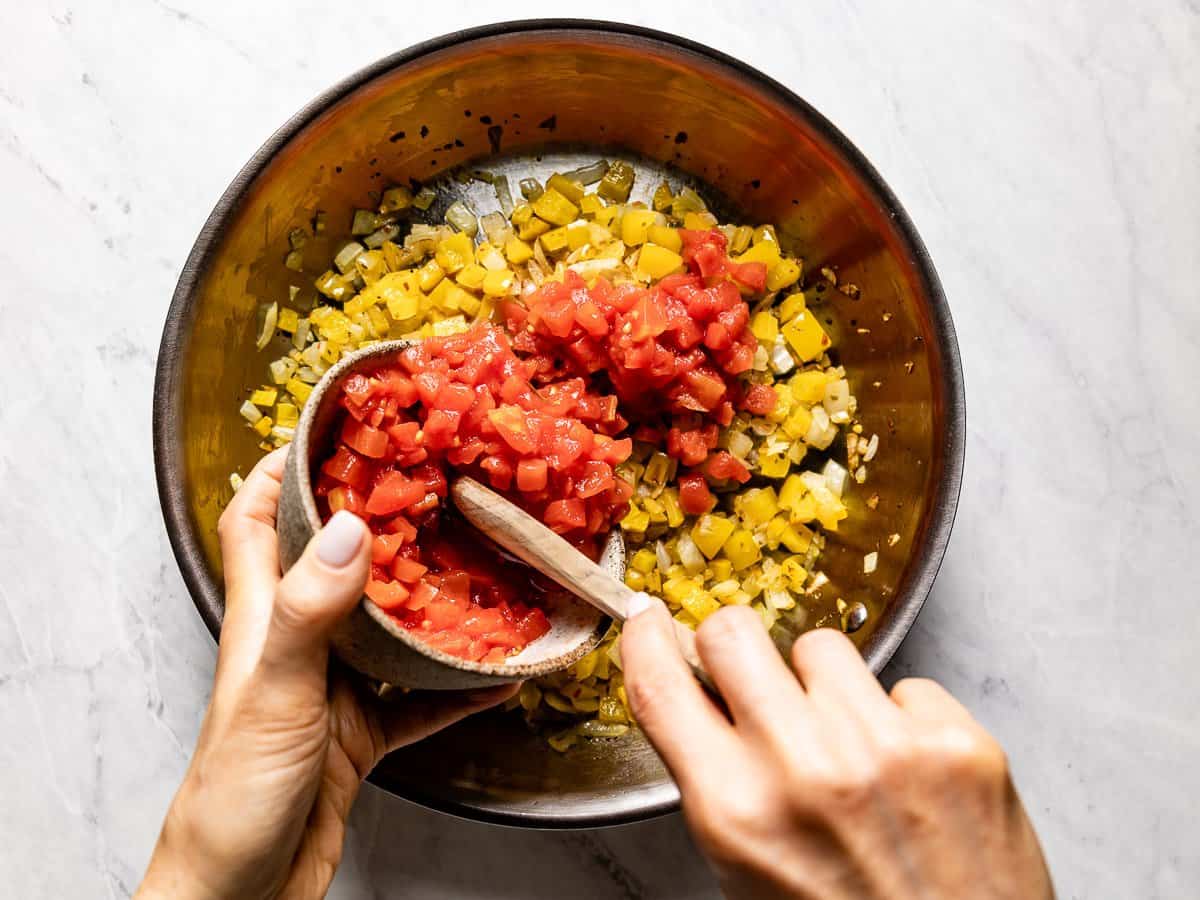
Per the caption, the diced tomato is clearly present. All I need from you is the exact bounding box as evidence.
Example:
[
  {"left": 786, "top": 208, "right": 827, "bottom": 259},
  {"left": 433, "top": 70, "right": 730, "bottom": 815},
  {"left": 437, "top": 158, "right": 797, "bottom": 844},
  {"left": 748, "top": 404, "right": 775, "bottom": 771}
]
[
  {"left": 364, "top": 579, "right": 409, "bottom": 612},
  {"left": 365, "top": 472, "right": 427, "bottom": 516},
  {"left": 341, "top": 418, "right": 389, "bottom": 459},
  {"left": 424, "top": 599, "right": 466, "bottom": 631},
  {"left": 371, "top": 533, "right": 406, "bottom": 566},
  {"left": 390, "top": 557, "right": 428, "bottom": 583},
  {"left": 321, "top": 446, "right": 372, "bottom": 491},
  {"left": 705, "top": 450, "right": 752, "bottom": 484},
  {"left": 327, "top": 485, "right": 367, "bottom": 516},
  {"left": 516, "top": 458, "right": 549, "bottom": 492},
  {"left": 386, "top": 421, "right": 422, "bottom": 451},
  {"left": 488, "top": 405, "right": 536, "bottom": 454},
  {"left": 678, "top": 473, "right": 717, "bottom": 515},
  {"left": 742, "top": 383, "right": 778, "bottom": 415},
  {"left": 544, "top": 498, "right": 586, "bottom": 533}
]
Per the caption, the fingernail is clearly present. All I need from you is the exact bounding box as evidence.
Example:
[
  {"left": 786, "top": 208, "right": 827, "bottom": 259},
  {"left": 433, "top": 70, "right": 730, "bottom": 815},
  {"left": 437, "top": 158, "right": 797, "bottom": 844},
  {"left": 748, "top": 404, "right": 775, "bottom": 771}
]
[
  {"left": 626, "top": 591, "right": 654, "bottom": 619},
  {"left": 317, "top": 511, "right": 364, "bottom": 568}
]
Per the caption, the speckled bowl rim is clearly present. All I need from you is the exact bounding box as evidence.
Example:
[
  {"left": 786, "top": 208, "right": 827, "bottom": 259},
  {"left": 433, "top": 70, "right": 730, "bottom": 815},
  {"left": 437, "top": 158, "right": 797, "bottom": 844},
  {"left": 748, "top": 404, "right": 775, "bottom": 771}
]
[
  {"left": 289, "top": 338, "right": 611, "bottom": 679},
  {"left": 154, "top": 19, "right": 965, "bottom": 829}
]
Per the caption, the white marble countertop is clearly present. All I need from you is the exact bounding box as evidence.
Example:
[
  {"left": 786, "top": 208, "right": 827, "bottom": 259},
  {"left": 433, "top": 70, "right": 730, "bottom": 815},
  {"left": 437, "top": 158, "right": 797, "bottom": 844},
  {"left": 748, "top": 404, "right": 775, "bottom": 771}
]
[{"left": 2, "top": 2, "right": 1197, "bottom": 897}]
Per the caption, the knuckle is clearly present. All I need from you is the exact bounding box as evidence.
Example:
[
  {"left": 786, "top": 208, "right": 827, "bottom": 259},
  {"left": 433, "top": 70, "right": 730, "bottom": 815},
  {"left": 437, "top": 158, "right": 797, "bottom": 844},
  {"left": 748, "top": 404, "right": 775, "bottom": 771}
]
[
  {"left": 685, "top": 789, "right": 769, "bottom": 864},
  {"left": 801, "top": 759, "right": 881, "bottom": 813},
  {"left": 933, "top": 725, "right": 1008, "bottom": 780},
  {"left": 696, "top": 605, "right": 758, "bottom": 652},
  {"left": 889, "top": 676, "right": 937, "bottom": 703}
]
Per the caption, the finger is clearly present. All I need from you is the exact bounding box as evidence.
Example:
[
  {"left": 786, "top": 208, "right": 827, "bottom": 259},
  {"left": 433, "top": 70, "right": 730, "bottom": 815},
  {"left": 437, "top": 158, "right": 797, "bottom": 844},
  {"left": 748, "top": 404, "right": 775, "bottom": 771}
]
[
  {"left": 218, "top": 446, "right": 288, "bottom": 607},
  {"left": 889, "top": 677, "right": 977, "bottom": 727},
  {"left": 215, "top": 447, "right": 289, "bottom": 684},
  {"left": 694, "top": 605, "right": 808, "bottom": 736},
  {"left": 260, "top": 510, "right": 370, "bottom": 685},
  {"left": 790, "top": 627, "right": 893, "bottom": 713},
  {"left": 376, "top": 684, "right": 521, "bottom": 754},
  {"left": 620, "top": 594, "right": 737, "bottom": 789}
]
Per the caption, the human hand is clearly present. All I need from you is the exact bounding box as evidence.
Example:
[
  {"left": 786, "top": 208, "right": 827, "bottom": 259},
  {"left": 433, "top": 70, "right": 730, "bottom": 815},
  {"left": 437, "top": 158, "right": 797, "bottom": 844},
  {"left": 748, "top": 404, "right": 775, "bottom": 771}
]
[
  {"left": 620, "top": 598, "right": 1053, "bottom": 899},
  {"left": 137, "top": 448, "right": 517, "bottom": 900}
]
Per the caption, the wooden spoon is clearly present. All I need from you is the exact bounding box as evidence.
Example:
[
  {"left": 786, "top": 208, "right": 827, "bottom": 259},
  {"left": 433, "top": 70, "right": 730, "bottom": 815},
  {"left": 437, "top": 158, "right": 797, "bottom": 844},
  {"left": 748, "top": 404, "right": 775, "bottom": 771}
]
[{"left": 452, "top": 476, "right": 713, "bottom": 688}]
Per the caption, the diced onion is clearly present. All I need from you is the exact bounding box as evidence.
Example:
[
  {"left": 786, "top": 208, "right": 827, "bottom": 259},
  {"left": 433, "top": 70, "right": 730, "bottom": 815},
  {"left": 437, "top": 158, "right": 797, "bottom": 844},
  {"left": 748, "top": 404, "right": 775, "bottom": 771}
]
[
  {"left": 727, "top": 430, "right": 753, "bottom": 459},
  {"left": 268, "top": 358, "right": 296, "bottom": 384},
  {"left": 255, "top": 302, "right": 278, "bottom": 350},
  {"left": 292, "top": 318, "right": 310, "bottom": 351},
  {"left": 752, "top": 344, "right": 769, "bottom": 371},
  {"left": 239, "top": 400, "right": 263, "bottom": 424},
  {"left": 445, "top": 201, "right": 478, "bottom": 236},
  {"left": 333, "top": 242, "right": 364, "bottom": 274},
  {"left": 769, "top": 337, "right": 795, "bottom": 374},
  {"left": 655, "top": 541, "right": 672, "bottom": 571},
  {"left": 229, "top": 473, "right": 244, "bottom": 492},
  {"left": 519, "top": 177, "right": 543, "bottom": 200},
  {"left": 823, "top": 378, "right": 851, "bottom": 416},
  {"left": 493, "top": 175, "right": 514, "bottom": 217},
  {"left": 351, "top": 209, "right": 380, "bottom": 235},
  {"left": 412, "top": 186, "right": 436, "bottom": 210},
  {"left": 863, "top": 434, "right": 879, "bottom": 462},
  {"left": 363, "top": 224, "right": 400, "bottom": 249},
  {"left": 765, "top": 588, "right": 796, "bottom": 610},
  {"left": 863, "top": 552, "right": 878, "bottom": 574},
  {"left": 563, "top": 159, "right": 609, "bottom": 185},
  {"left": 677, "top": 533, "right": 706, "bottom": 573},
  {"left": 823, "top": 459, "right": 848, "bottom": 498}
]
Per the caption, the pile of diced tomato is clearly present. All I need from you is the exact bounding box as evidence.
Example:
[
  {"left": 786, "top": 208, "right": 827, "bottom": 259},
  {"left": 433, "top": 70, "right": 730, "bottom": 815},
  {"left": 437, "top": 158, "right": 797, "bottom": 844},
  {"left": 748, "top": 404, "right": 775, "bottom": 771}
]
[
  {"left": 315, "top": 229, "right": 778, "bottom": 663},
  {"left": 316, "top": 324, "right": 632, "bottom": 662}
]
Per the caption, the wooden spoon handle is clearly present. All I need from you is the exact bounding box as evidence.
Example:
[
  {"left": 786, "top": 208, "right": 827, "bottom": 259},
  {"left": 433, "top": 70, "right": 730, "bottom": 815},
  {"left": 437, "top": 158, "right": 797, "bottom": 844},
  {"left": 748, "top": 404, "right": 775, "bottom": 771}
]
[{"left": 452, "top": 477, "right": 711, "bottom": 687}]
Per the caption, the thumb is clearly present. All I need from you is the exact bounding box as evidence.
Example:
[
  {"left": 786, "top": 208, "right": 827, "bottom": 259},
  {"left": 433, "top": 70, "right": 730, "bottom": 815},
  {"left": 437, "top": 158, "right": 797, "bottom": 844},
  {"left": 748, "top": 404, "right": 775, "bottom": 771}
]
[{"left": 260, "top": 510, "right": 371, "bottom": 680}]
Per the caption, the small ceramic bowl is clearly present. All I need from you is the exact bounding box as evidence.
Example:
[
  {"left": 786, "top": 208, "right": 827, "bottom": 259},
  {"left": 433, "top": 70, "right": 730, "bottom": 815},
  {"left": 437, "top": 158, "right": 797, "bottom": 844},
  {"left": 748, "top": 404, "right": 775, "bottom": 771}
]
[{"left": 276, "top": 339, "right": 618, "bottom": 690}]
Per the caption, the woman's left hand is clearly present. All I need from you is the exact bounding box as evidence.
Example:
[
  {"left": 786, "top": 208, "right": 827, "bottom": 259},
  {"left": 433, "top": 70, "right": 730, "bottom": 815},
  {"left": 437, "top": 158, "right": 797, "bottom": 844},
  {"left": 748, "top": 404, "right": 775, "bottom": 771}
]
[{"left": 136, "top": 448, "right": 517, "bottom": 900}]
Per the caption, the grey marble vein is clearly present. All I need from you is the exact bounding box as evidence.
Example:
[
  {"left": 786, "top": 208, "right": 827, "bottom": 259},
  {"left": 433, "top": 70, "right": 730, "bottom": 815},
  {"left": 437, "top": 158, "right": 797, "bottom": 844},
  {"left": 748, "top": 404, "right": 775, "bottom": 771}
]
[{"left": 1, "top": 1, "right": 1197, "bottom": 898}]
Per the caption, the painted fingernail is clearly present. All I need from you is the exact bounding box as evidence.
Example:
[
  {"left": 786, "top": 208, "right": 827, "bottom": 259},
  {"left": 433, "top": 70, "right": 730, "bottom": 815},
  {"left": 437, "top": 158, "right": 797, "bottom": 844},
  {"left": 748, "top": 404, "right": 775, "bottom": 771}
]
[
  {"left": 626, "top": 591, "right": 654, "bottom": 619},
  {"left": 317, "top": 511, "right": 364, "bottom": 568}
]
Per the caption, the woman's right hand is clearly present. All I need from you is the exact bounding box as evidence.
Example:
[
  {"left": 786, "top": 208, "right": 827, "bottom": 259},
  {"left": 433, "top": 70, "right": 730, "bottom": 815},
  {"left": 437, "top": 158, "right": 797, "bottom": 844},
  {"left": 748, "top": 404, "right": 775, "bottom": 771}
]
[{"left": 620, "top": 596, "right": 1053, "bottom": 899}]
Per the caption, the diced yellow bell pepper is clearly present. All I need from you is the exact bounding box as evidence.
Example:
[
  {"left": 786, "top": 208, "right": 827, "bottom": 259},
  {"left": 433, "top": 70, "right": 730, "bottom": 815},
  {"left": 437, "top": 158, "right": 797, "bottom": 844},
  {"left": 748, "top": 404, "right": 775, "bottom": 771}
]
[
  {"left": 252, "top": 415, "right": 273, "bottom": 437},
  {"left": 518, "top": 217, "right": 551, "bottom": 241},
  {"left": 630, "top": 548, "right": 657, "bottom": 574},
  {"left": 455, "top": 263, "right": 487, "bottom": 291},
  {"left": 815, "top": 496, "right": 848, "bottom": 531},
  {"left": 750, "top": 311, "right": 779, "bottom": 344},
  {"left": 642, "top": 496, "right": 667, "bottom": 524},
  {"left": 482, "top": 269, "right": 515, "bottom": 297},
  {"left": 738, "top": 487, "right": 779, "bottom": 525},
  {"left": 591, "top": 206, "right": 619, "bottom": 229},
  {"left": 781, "top": 557, "right": 809, "bottom": 591},
  {"left": 783, "top": 311, "right": 832, "bottom": 362},
  {"left": 758, "top": 451, "right": 791, "bottom": 479},
  {"left": 546, "top": 173, "right": 585, "bottom": 203},
  {"left": 385, "top": 289, "right": 420, "bottom": 321},
  {"left": 780, "top": 522, "right": 814, "bottom": 554},
  {"left": 503, "top": 236, "right": 534, "bottom": 264},
  {"left": 790, "top": 370, "right": 831, "bottom": 403},
  {"left": 778, "top": 474, "right": 808, "bottom": 510},
  {"left": 736, "top": 241, "right": 782, "bottom": 267},
  {"left": 579, "top": 193, "right": 605, "bottom": 216},
  {"left": 621, "top": 209, "right": 659, "bottom": 246},
  {"left": 249, "top": 387, "right": 277, "bottom": 407},
  {"left": 366, "top": 306, "right": 389, "bottom": 337},
  {"left": 598, "top": 695, "right": 627, "bottom": 724},
  {"left": 416, "top": 259, "right": 444, "bottom": 292},
  {"left": 646, "top": 225, "right": 682, "bottom": 253},
  {"left": 692, "top": 514, "right": 736, "bottom": 559},
  {"left": 790, "top": 492, "right": 818, "bottom": 523},
  {"left": 683, "top": 211, "right": 718, "bottom": 230},
  {"left": 637, "top": 243, "right": 684, "bottom": 279},
  {"left": 764, "top": 515, "right": 790, "bottom": 550},
  {"left": 779, "top": 291, "right": 807, "bottom": 322},
  {"left": 510, "top": 203, "right": 534, "bottom": 226},
  {"left": 621, "top": 503, "right": 651, "bottom": 533},
  {"left": 767, "top": 258, "right": 802, "bottom": 291},
  {"left": 709, "top": 559, "right": 733, "bottom": 582},
  {"left": 379, "top": 185, "right": 413, "bottom": 212},
  {"left": 540, "top": 226, "right": 571, "bottom": 254},
  {"left": 624, "top": 570, "right": 647, "bottom": 591},
  {"left": 723, "top": 529, "right": 761, "bottom": 570},
  {"left": 275, "top": 402, "right": 299, "bottom": 428},
  {"left": 660, "top": 488, "right": 685, "bottom": 528},
  {"left": 435, "top": 232, "right": 474, "bottom": 274},
  {"left": 663, "top": 576, "right": 701, "bottom": 606},
  {"left": 782, "top": 405, "right": 814, "bottom": 439},
  {"left": 276, "top": 308, "right": 299, "bottom": 334},
  {"left": 681, "top": 588, "right": 722, "bottom": 622},
  {"left": 285, "top": 378, "right": 312, "bottom": 403},
  {"left": 531, "top": 187, "right": 580, "bottom": 226}
]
